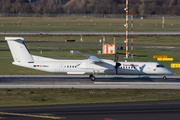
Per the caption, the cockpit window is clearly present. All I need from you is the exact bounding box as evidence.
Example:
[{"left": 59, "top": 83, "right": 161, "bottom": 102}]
[{"left": 156, "top": 65, "right": 164, "bottom": 67}]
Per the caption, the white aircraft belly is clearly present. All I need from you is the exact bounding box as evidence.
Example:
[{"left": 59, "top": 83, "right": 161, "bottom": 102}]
[{"left": 67, "top": 72, "right": 86, "bottom": 74}]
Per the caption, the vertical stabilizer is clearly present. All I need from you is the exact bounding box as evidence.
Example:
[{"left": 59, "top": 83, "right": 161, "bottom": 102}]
[{"left": 5, "top": 37, "right": 34, "bottom": 63}]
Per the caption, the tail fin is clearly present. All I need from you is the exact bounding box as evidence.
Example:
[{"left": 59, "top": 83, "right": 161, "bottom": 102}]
[{"left": 5, "top": 37, "right": 34, "bottom": 63}]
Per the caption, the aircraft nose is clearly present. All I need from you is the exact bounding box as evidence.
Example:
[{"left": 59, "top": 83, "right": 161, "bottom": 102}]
[{"left": 165, "top": 69, "right": 174, "bottom": 75}]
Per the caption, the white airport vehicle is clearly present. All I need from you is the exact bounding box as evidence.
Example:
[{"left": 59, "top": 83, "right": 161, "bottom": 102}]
[{"left": 5, "top": 37, "right": 174, "bottom": 81}]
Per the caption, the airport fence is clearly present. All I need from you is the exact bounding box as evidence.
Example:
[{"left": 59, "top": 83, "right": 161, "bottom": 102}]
[{"left": 0, "top": 13, "right": 180, "bottom": 19}]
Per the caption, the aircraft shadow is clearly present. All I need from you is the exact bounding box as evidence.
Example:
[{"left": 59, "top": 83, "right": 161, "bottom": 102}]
[
  {"left": 0, "top": 76, "right": 180, "bottom": 83},
  {"left": 96, "top": 76, "right": 180, "bottom": 82}
]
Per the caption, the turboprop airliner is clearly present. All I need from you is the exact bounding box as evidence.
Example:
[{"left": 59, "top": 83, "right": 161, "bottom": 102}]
[{"left": 5, "top": 37, "right": 173, "bottom": 81}]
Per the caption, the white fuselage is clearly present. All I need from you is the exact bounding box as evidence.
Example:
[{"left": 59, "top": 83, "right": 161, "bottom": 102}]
[
  {"left": 13, "top": 55, "right": 173, "bottom": 76},
  {"left": 5, "top": 37, "right": 174, "bottom": 77}
]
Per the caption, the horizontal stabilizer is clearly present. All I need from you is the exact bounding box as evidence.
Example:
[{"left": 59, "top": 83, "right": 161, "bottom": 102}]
[{"left": 5, "top": 37, "right": 24, "bottom": 41}]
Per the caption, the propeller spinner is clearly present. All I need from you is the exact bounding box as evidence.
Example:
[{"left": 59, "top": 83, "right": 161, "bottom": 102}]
[{"left": 115, "top": 54, "right": 121, "bottom": 74}]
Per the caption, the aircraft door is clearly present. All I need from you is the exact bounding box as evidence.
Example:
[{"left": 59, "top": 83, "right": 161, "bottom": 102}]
[{"left": 60, "top": 64, "right": 64, "bottom": 72}]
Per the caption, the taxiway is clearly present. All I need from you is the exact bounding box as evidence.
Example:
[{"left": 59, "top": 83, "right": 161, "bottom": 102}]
[
  {"left": 0, "top": 75, "right": 180, "bottom": 89},
  {"left": 1, "top": 100, "right": 180, "bottom": 120}
]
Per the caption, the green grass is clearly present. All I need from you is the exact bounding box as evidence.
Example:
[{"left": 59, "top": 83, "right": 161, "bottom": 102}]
[
  {"left": 0, "top": 17, "right": 180, "bottom": 32},
  {"left": 1, "top": 35, "right": 180, "bottom": 46},
  {"left": 0, "top": 88, "right": 180, "bottom": 107}
]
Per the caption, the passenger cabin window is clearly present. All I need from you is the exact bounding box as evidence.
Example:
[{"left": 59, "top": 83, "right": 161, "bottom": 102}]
[{"left": 157, "top": 65, "right": 164, "bottom": 67}]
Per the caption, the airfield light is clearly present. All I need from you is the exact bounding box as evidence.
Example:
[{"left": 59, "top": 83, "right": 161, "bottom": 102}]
[
  {"left": 80, "top": 35, "right": 83, "bottom": 42},
  {"left": 99, "top": 39, "right": 102, "bottom": 45},
  {"left": 103, "top": 36, "right": 105, "bottom": 44},
  {"left": 131, "top": 12, "right": 133, "bottom": 58},
  {"left": 162, "top": 15, "right": 165, "bottom": 28}
]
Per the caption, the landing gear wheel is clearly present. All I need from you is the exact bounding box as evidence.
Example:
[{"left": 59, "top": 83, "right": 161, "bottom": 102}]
[
  {"left": 163, "top": 76, "right": 166, "bottom": 80},
  {"left": 90, "top": 74, "right": 96, "bottom": 81}
]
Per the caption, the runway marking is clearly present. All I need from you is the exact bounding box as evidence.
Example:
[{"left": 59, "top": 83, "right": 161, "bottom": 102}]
[
  {"left": 143, "top": 46, "right": 176, "bottom": 49},
  {"left": 0, "top": 112, "right": 65, "bottom": 119},
  {"left": 94, "top": 82, "right": 180, "bottom": 85}
]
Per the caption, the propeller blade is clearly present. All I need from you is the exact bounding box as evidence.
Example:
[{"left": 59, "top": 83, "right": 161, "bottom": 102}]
[{"left": 114, "top": 54, "right": 121, "bottom": 75}]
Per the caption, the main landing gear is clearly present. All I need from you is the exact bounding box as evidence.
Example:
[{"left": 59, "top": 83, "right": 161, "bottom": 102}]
[
  {"left": 163, "top": 76, "right": 166, "bottom": 80},
  {"left": 90, "top": 74, "right": 96, "bottom": 81}
]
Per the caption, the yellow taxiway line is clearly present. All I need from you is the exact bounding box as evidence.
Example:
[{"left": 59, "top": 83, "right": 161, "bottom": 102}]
[{"left": 0, "top": 112, "right": 65, "bottom": 119}]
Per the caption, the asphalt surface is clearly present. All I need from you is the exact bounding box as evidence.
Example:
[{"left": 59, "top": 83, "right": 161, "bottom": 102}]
[
  {"left": 1, "top": 31, "right": 180, "bottom": 35},
  {"left": 0, "top": 75, "right": 180, "bottom": 89},
  {"left": 0, "top": 100, "right": 180, "bottom": 120}
]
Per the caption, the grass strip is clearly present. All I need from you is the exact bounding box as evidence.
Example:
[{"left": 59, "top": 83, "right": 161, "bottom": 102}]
[
  {"left": 0, "top": 17, "right": 180, "bottom": 32},
  {"left": 1, "top": 35, "right": 180, "bottom": 46},
  {"left": 0, "top": 88, "right": 180, "bottom": 107}
]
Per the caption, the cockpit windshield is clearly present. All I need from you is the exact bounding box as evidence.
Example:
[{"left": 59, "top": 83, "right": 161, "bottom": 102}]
[{"left": 156, "top": 64, "right": 164, "bottom": 67}]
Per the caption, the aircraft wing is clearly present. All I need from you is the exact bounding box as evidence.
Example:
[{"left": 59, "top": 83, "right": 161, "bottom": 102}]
[
  {"left": 77, "top": 56, "right": 103, "bottom": 69},
  {"left": 88, "top": 56, "right": 103, "bottom": 63}
]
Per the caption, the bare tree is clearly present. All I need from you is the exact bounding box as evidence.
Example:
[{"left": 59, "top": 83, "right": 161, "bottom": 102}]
[
  {"left": 1, "top": 0, "right": 180, "bottom": 15},
  {"left": 138, "top": 1, "right": 145, "bottom": 14}
]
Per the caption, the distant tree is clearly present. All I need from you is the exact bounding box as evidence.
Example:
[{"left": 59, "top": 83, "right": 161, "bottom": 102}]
[
  {"left": 138, "top": 1, "right": 145, "bottom": 14},
  {"left": 169, "top": 0, "right": 177, "bottom": 7},
  {"left": 177, "top": 0, "right": 180, "bottom": 4},
  {"left": 0, "top": 0, "right": 12, "bottom": 13},
  {"left": 130, "top": 7, "right": 139, "bottom": 14},
  {"left": 86, "top": 3, "right": 94, "bottom": 14},
  {"left": 63, "top": 0, "right": 87, "bottom": 14},
  {"left": 159, "top": 3, "right": 169, "bottom": 14},
  {"left": 22, "top": 3, "right": 33, "bottom": 13},
  {"left": 1, "top": 0, "right": 180, "bottom": 15},
  {"left": 10, "top": 2, "right": 22, "bottom": 13}
]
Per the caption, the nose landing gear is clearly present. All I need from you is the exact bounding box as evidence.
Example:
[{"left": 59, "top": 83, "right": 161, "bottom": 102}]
[
  {"left": 163, "top": 76, "right": 166, "bottom": 80},
  {"left": 90, "top": 74, "right": 96, "bottom": 81}
]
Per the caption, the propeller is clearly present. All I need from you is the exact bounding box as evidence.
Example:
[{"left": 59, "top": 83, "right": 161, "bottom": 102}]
[{"left": 114, "top": 54, "right": 121, "bottom": 74}]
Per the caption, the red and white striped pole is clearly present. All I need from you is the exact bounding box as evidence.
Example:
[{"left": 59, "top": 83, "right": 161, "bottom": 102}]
[
  {"left": 162, "top": 15, "right": 164, "bottom": 28},
  {"left": 131, "top": 12, "right": 133, "bottom": 58},
  {"left": 124, "top": 0, "right": 128, "bottom": 58}
]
